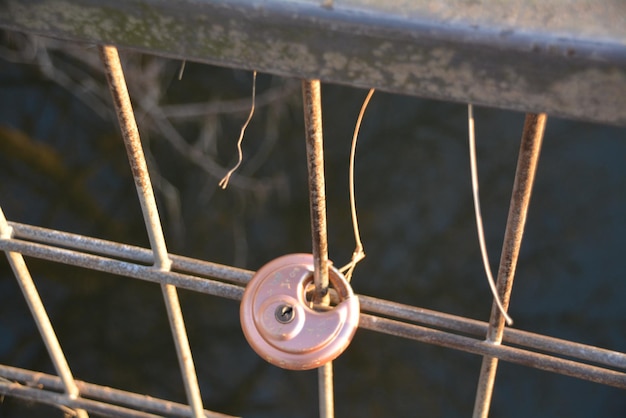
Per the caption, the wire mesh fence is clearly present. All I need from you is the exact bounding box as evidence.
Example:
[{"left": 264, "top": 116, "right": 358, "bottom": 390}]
[{"left": 1, "top": 2, "right": 626, "bottom": 417}]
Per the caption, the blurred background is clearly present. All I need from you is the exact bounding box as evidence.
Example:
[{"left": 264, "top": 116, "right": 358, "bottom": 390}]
[{"left": 1, "top": 30, "right": 625, "bottom": 417}]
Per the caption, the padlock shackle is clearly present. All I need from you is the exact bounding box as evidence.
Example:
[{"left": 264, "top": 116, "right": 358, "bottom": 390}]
[
  {"left": 326, "top": 263, "right": 353, "bottom": 301},
  {"left": 301, "top": 263, "right": 352, "bottom": 308}
]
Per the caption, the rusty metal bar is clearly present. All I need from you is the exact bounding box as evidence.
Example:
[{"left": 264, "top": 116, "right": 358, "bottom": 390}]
[
  {"left": 16, "top": 214, "right": 626, "bottom": 375},
  {"left": 302, "top": 79, "right": 334, "bottom": 418},
  {"left": 9, "top": 222, "right": 253, "bottom": 285},
  {"left": 0, "top": 237, "right": 245, "bottom": 300},
  {"left": 99, "top": 45, "right": 170, "bottom": 271},
  {"left": 0, "top": 209, "right": 89, "bottom": 418},
  {"left": 4, "top": 224, "right": 626, "bottom": 373},
  {"left": 357, "top": 295, "right": 626, "bottom": 372},
  {"left": 472, "top": 113, "right": 547, "bottom": 418},
  {"left": 302, "top": 79, "right": 330, "bottom": 304},
  {"left": 2, "top": 1, "right": 626, "bottom": 125},
  {"left": 0, "top": 380, "right": 158, "bottom": 418},
  {"left": 2, "top": 235, "right": 625, "bottom": 390},
  {"left": 359, "top": 315, "right": 626, "bottom": 389},
  {"left": 318, "top": 362, "right": 334, "bottom": 418},
  {"left": 0, "top": 365, "right": 238, "bottom": 418},
  {"left": 99, "top": 44, "right": 205, "bottom": 418}
]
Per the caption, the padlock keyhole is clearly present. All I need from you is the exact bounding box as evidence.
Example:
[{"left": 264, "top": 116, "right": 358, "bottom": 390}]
[{"left": 275, "top": 304, "right": 295, "bottom": 324}]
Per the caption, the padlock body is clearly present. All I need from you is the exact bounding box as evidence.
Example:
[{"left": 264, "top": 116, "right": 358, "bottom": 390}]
[{"left": 240, "top": 254, "right": 360, "bottom": 370}]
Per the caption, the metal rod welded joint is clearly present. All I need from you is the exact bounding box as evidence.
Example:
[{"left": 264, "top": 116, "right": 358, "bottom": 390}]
[{"left": 472, "top": 113, "right": 547, "bottom": 418}]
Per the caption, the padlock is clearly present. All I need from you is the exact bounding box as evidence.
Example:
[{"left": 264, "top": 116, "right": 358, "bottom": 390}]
[{"left": 240, "top": 253, "right": 360, "bottom": 370}]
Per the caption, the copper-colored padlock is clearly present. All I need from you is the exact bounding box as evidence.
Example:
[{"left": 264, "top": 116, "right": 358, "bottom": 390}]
[{"left": 240, "top": 253, "right": 360, "bottom": 370}]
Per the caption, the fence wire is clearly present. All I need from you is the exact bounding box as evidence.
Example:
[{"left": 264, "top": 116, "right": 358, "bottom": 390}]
[
  {"left": 1, "top": 220, "right": 626, "bottom": 400},
  {"left": 0, "top": 7, "right": 625, "bottom": 416}
]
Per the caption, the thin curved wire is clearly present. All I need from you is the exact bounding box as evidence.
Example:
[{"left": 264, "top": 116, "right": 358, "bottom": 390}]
[
  {"left": 340, "top": 88, "right": 375, "bottom": 281},
  {"left": 219, "top": 70, "right": 257, "bottom": 189},
  {"left": 467, "top": 104, "right": 513, "bottom": 326}
]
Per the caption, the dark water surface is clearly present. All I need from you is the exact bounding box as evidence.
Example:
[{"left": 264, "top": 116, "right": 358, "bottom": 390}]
[{"left": 1, "top": 37, "right": 626, "bottom": 417}]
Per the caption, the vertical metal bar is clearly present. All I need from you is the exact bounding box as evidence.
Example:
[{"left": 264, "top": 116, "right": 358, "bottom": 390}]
[
  {"left": 98, "top": 45, "right": 170, "bottom": 271},
  {"left": 99, "top": 45, "right": 205, "bottom": 418},
  {"left": 472, "top": 113, "right": 547, "bottom": 418},
  {"left": 0, "top": 208, "right": 89, "bottom": 418},
  {"left": 302, "top": 79, "right": 334, "bottom": 418},
  {"left": 318, "top": 362, "right": 334, "bottom": 418},
  {"left": 302, "top": 79, "right": 330, "bottom": 305}
]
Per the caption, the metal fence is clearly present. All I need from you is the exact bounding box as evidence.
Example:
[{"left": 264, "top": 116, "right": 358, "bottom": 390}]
[{"left": 1, "top": 1, "right": 626, "bottom": 417}]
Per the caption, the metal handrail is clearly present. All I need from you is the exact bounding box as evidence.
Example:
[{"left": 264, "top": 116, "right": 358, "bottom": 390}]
[{"left": 1, "top": 0, "right": 625, "bottom": 124}]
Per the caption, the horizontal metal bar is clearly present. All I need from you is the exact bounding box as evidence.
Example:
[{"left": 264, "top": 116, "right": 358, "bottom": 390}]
[
  {"left": 0, "top": 237, "right": 244, "bottom": 300},
  {"left": 0, "top": 364, "right": 237, "bottom": 418},
  {"left": 1, "top": 1, "right": 625, "bottom": 125},
  {"left": 358, "top": 296, "right": 626, "bottom": 371},
  {"left": 359, "top": 315, "right": 626, "bottom": 389},
  {"left": 2, "top": 226, "right": 626, "bottom": 388},
  {"left": 0, "top": 380, "right": 159, "bottom": 418},
  {"left": 9, "top": 222, "right": 626, "bottom": 373},
  {"left": 9, "top": 222, "right": 252, "bottom": 285}
]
